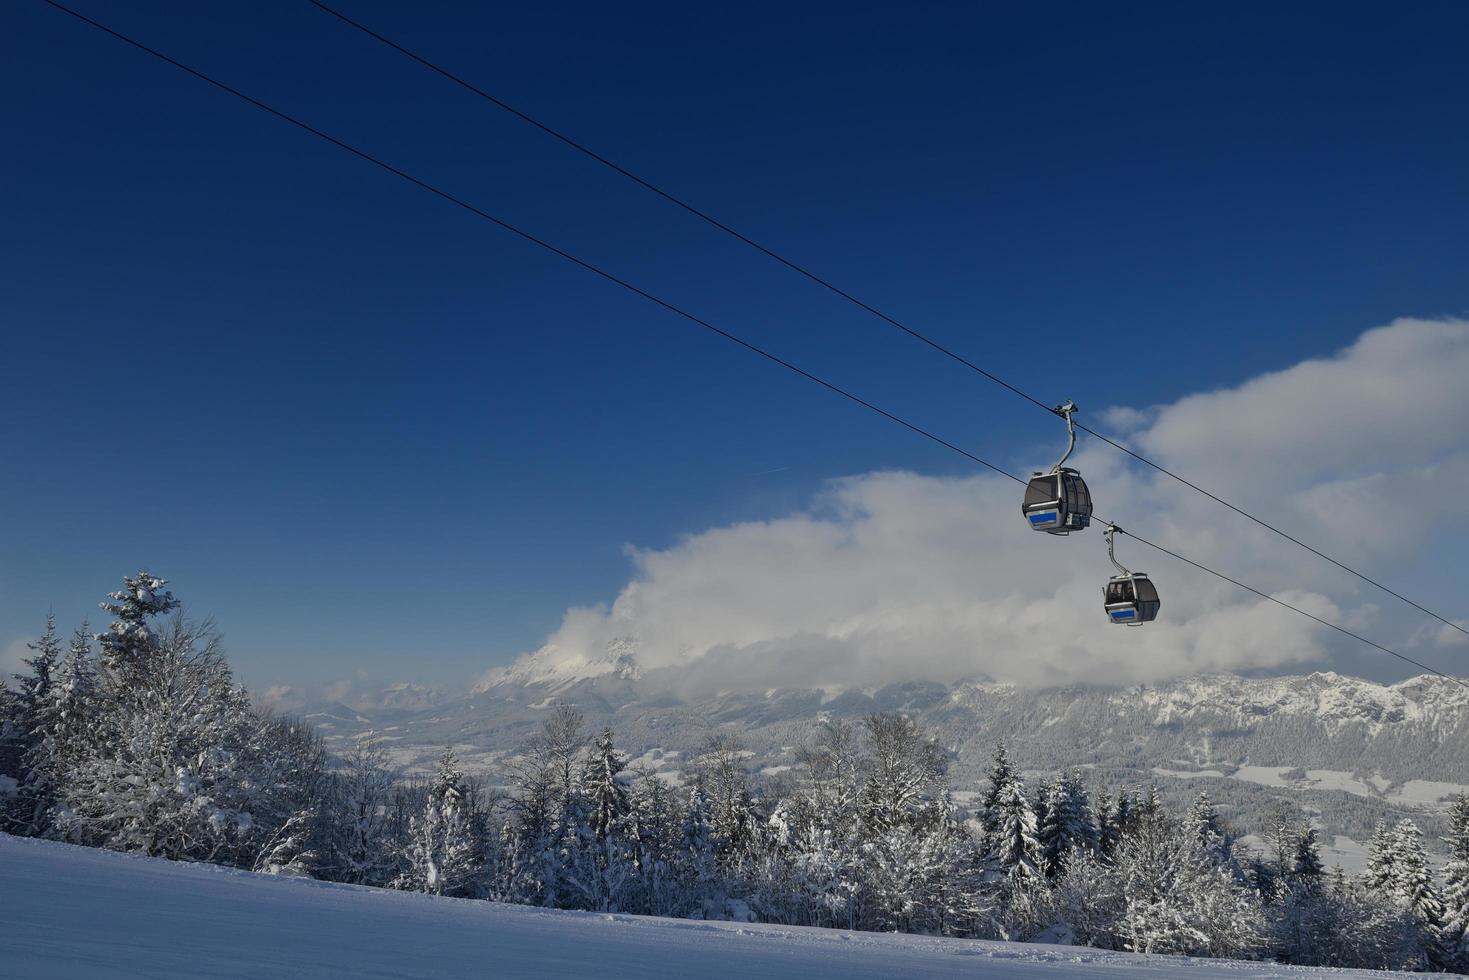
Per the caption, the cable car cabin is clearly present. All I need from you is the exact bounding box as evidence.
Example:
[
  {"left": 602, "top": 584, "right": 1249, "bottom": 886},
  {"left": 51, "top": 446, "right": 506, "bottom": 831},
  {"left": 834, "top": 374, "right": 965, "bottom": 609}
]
[
  {"left": 1104, "top": 574, "right": 1161, "bottom": 625},
  {"left": 1022, "top": 467, "right": 1093, "bottom": 534}
]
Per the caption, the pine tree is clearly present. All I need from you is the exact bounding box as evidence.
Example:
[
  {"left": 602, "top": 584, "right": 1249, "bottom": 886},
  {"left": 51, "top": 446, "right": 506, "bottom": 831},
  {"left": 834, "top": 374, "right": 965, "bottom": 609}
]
[
  {"left": 1137, "top": 784, "right": 1163, "bottom": 827},
  {"left": 568, "top": 727, "right": 637, "bottom": 912},
  {"left": 991, "top": 779, "right": 1042, "bottom": 884},
  {"left": 14, "top": 613, "right": 62, "bottom": 724},
  {"left": 395, "top": 748, "right": 482, "bottom": 897},
  {"left": 7, "top": 614, "right": 64, "bottom": 834},
  {"left": 584, "top": 727, "right": 629, "bottom": 842},
  {"left": 681, "top": 778, "right": 720, "bottom": 915},
  {"left": 1184, "top": 790, "right": 1227, "bottom": 861},
  {"left": 50, "top": 624, "right": 97, "bottom": 758},
  {"left": 1112, "top": 791, "right": 1136, "bottom": 845},
  {"left": 1095, "top": 788, "right": 1120, "bottom": 854},
  {"left": 979, "top": 741, "right": 1018, "bottom": 842},
  {"left": 0, "top": 681, "right": 19, "bottom": 806},
  {"left": 52, "top": 580, "right": 276, "bottom": 864},
  {"left": 485, "top": 819, "right": 539, "bottom": 905},
  {"left": 1038, "top": 769, "right": 1097, "bottom": 878},
  {"left": 1390, "top": 818, "right": 1445, "bottom": 966},
  {"left": 1290, "top": 822, "right": 1325, "bottom": 893},
  {"left": 1439, "top": 795, "right": 1469, "bottom": 972},
  {"left": 96, "top": 572, "right": 178, "bottom": 679},
  {"left": 627, "top": 769, "right": 683, "bottom": 916},
  {"left": 1361, "top": 821, "right": 1395, "bottom": 897}
]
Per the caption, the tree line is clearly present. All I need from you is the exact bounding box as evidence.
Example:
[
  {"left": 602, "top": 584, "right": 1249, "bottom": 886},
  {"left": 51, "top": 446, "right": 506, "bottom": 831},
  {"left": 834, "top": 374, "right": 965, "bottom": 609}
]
[{"left": 2, "top": 571, "right": 1467, "bottom": 973}]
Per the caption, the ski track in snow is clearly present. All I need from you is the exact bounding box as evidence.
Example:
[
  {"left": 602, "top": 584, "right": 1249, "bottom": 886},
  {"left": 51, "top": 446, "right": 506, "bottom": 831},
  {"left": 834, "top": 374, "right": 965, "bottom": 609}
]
[{"left": 0, "top": 835, "right": 1420, "bottom": 980}]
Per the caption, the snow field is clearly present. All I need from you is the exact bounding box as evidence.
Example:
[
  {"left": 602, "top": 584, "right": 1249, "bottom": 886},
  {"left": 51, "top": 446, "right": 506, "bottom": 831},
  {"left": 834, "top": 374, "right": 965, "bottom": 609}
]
[{"left": 0, "top": 834, "right": 1419, "bottom": 980}]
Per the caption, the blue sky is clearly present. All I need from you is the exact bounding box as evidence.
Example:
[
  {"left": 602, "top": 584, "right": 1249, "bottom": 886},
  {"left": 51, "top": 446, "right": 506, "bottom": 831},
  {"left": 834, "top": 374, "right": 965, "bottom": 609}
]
[{"left": 3, "top": 1, "right": 1468, "bottom": 693}]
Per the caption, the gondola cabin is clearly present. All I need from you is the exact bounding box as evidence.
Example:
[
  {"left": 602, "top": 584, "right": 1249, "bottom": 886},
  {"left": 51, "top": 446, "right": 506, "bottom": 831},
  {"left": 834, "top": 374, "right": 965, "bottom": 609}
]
[
  {"left": 1104, "top": 574, "right": 1161, "bottom": 625},
  {"left": 1022, "top": 467, "right": 1093, "bottom": 534}
]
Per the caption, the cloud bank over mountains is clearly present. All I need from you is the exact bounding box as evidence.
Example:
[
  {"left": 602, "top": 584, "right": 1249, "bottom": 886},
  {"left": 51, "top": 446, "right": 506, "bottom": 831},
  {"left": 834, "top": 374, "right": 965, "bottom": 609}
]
[{"left": 478, "top": 317, "right": 1469, "bottom": 693}]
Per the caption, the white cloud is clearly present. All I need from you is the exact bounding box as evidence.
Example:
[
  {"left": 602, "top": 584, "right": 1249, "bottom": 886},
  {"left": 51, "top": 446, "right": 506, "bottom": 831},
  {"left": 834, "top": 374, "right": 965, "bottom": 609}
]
[{"left": 486, "top": 317, "right": 1469, "bottom": 692}]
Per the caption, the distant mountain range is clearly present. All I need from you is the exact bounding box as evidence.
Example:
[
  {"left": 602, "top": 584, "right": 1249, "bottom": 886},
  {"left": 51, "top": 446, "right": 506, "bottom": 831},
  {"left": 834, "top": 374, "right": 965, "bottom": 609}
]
[{"left": 290, "top": 647, "right": 1469, "bottom": 862}]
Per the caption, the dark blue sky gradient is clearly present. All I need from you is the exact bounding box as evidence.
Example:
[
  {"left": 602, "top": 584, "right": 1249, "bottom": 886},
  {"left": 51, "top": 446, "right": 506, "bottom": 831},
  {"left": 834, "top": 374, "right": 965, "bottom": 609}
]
[{"left": 3, "top": 1, "right": 1467, "bottom": 688}]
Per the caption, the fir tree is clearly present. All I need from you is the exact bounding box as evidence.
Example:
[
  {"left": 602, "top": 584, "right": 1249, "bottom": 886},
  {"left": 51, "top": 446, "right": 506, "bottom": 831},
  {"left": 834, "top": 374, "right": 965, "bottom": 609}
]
[
  {"left": 979, "top": 741, "right": 1020, "bottom": 843},
  {"left": 991, "top": 779, "right": 1042, "bottom": 884},
  {"left": 1094, "top": 788, "right": 1120, "bottom": 854},
  {"left": 14, "top": 613, "right": 62, "bottom": 726},
  {"left": 52, "top": 582, "right": 277, "bottom": 864},
  {"left": 1112, "top": 791, "right": 1136, "bottom": 844},
  {"left": 96, "top": 571, "right": 178, "bottom": 679},
  {"left": 395, "top": 748, "right": 482, "bottom": 897},
  {"left": 1290, "top": 822, "right": 1325, "bottom": 893},
  {"left": 7, "top": 614, "right": 64, "bottom": 834},
  {"left": 1184, "top": 790, "right": 1227, "bottom": 861},
  {"left": 1037, "top": 769, "right": 1096, "bottom": 878},
  {"left": 584, "top": 727, "right": 629, "bottom": 842},
  {"left": 1361, "top": 821, "right": 1396, "bottom": 898},
  {"left": 1390, "top": 818, "right": 1445, "bottom": 967},
  {"left": 681, "top": 778, "right": 720, "bottom": 914},
  {"left": 1440, "top": 795, "right": 1469, "bottom": 972}
]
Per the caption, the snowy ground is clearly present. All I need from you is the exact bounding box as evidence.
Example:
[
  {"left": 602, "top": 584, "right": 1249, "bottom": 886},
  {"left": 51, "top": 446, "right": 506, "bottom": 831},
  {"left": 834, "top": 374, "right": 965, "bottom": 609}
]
[{"left": 0, "top": 834, "right": 1418, "bottom": 979}]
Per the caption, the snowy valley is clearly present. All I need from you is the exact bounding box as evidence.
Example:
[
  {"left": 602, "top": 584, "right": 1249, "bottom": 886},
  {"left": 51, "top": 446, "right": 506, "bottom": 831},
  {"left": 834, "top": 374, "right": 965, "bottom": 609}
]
[{"left": 284, "top": 658, "right": 1469, "bottom": 866}]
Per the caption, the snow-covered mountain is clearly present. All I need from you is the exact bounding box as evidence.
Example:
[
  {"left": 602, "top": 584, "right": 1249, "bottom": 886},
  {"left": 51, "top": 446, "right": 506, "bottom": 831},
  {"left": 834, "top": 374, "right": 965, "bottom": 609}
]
[
  {"left": 298, "top": 662, "right": 1469, "bottom": 855},
  {"left": 473, "top": 635, "right": 641, "bottom": 693}
]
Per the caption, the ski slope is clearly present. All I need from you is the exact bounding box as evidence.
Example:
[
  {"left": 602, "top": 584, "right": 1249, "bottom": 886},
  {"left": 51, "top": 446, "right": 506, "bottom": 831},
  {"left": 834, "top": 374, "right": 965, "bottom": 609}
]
[{"left": 0, "top": 834, "right": 1414, "bottom": 979}]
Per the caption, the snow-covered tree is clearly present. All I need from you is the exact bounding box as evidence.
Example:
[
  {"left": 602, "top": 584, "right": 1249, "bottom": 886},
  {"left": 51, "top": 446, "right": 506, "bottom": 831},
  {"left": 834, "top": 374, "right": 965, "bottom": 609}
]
[
  {"left": 1439, "top": 794, "right": 1469, "bottom": 972},
  {"left": 5, "top": 614, "right": 64, "bottom": 834},
  {"left": 37, "top": 574, "right": 326, "bottom": 869},
  {"left": 255, "top": 808, "right": 318, "bottom": 877},
  {"left": 978, "top": 741, "right": 1019, "bottom": 843},
  {"left": 857, "top": 712, "right": 944, "bottom": 836},
  {"left": 680, "top": 778, "right": 721, "bottom": 913},
  {"left": 1390, "top": 818, "right": 1445, "bottom": 966},
  {"left": 48, "top": 624, "right": 97, "bottom": 767},
  {"left": 698, "top": 734, "right": 754, "bottom": 861},
  {"left": 1112, "top": 815, "right": 1264, "bottom": 959},
  {"left": 1038, "top": 769, "right": 1096, "bottom": 878},
  {"left": 1184, "top": 790, "right": 1228, "bottom": 862},
  {"left": 1052, "top": 844, "right": 1123, "bottom": 947},
  {"left": 1111, "top": 791, "right": 1136, "bottom": 846},
  {"left": 626, "top": 768, "right": 684, "bottom": 916},
  {"left": 0, "top": 681, "right": 19, "bottom": 794},
  {"left": 584, "top": 726, "right": 629, "bottom": 843},
  {"left": 322, "top": 737, "right": 399, "bottom": 886},
  {"left": 1094, "top": 788, "right": 1120, "bottom": 855},
  {"left": 563, "top": 727, "right": 637, "bottom": 912},
  {"left": 52, "top": 588, "right": 264, "bottom": 862},
  {"left": 484, "top": 819, "right": 539, "bottom": 905},
  {"left": 794, "top": 718, "right": 863, "bottom": 836},
  {"left": 989, "top": 779, "right": 1041, "bottom": 883},
  {"left": 96, "top": 572, "right": 178, "bottom": 679},
  {"left": 1361, "top": 820, "right": 1395, "bottom": 896},
  {"left": 1290, "top": 822, "right": 1324, "bottom": 892},
  {"left": 394, "top": 748, "right": 482, "bottom": 897}
]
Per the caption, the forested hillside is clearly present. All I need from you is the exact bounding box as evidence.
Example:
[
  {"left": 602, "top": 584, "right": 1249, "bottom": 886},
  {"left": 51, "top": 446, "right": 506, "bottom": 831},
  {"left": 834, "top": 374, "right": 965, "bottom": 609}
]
[{"left": 4, "top": 572, "right": 1468, "bottom": 973}]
